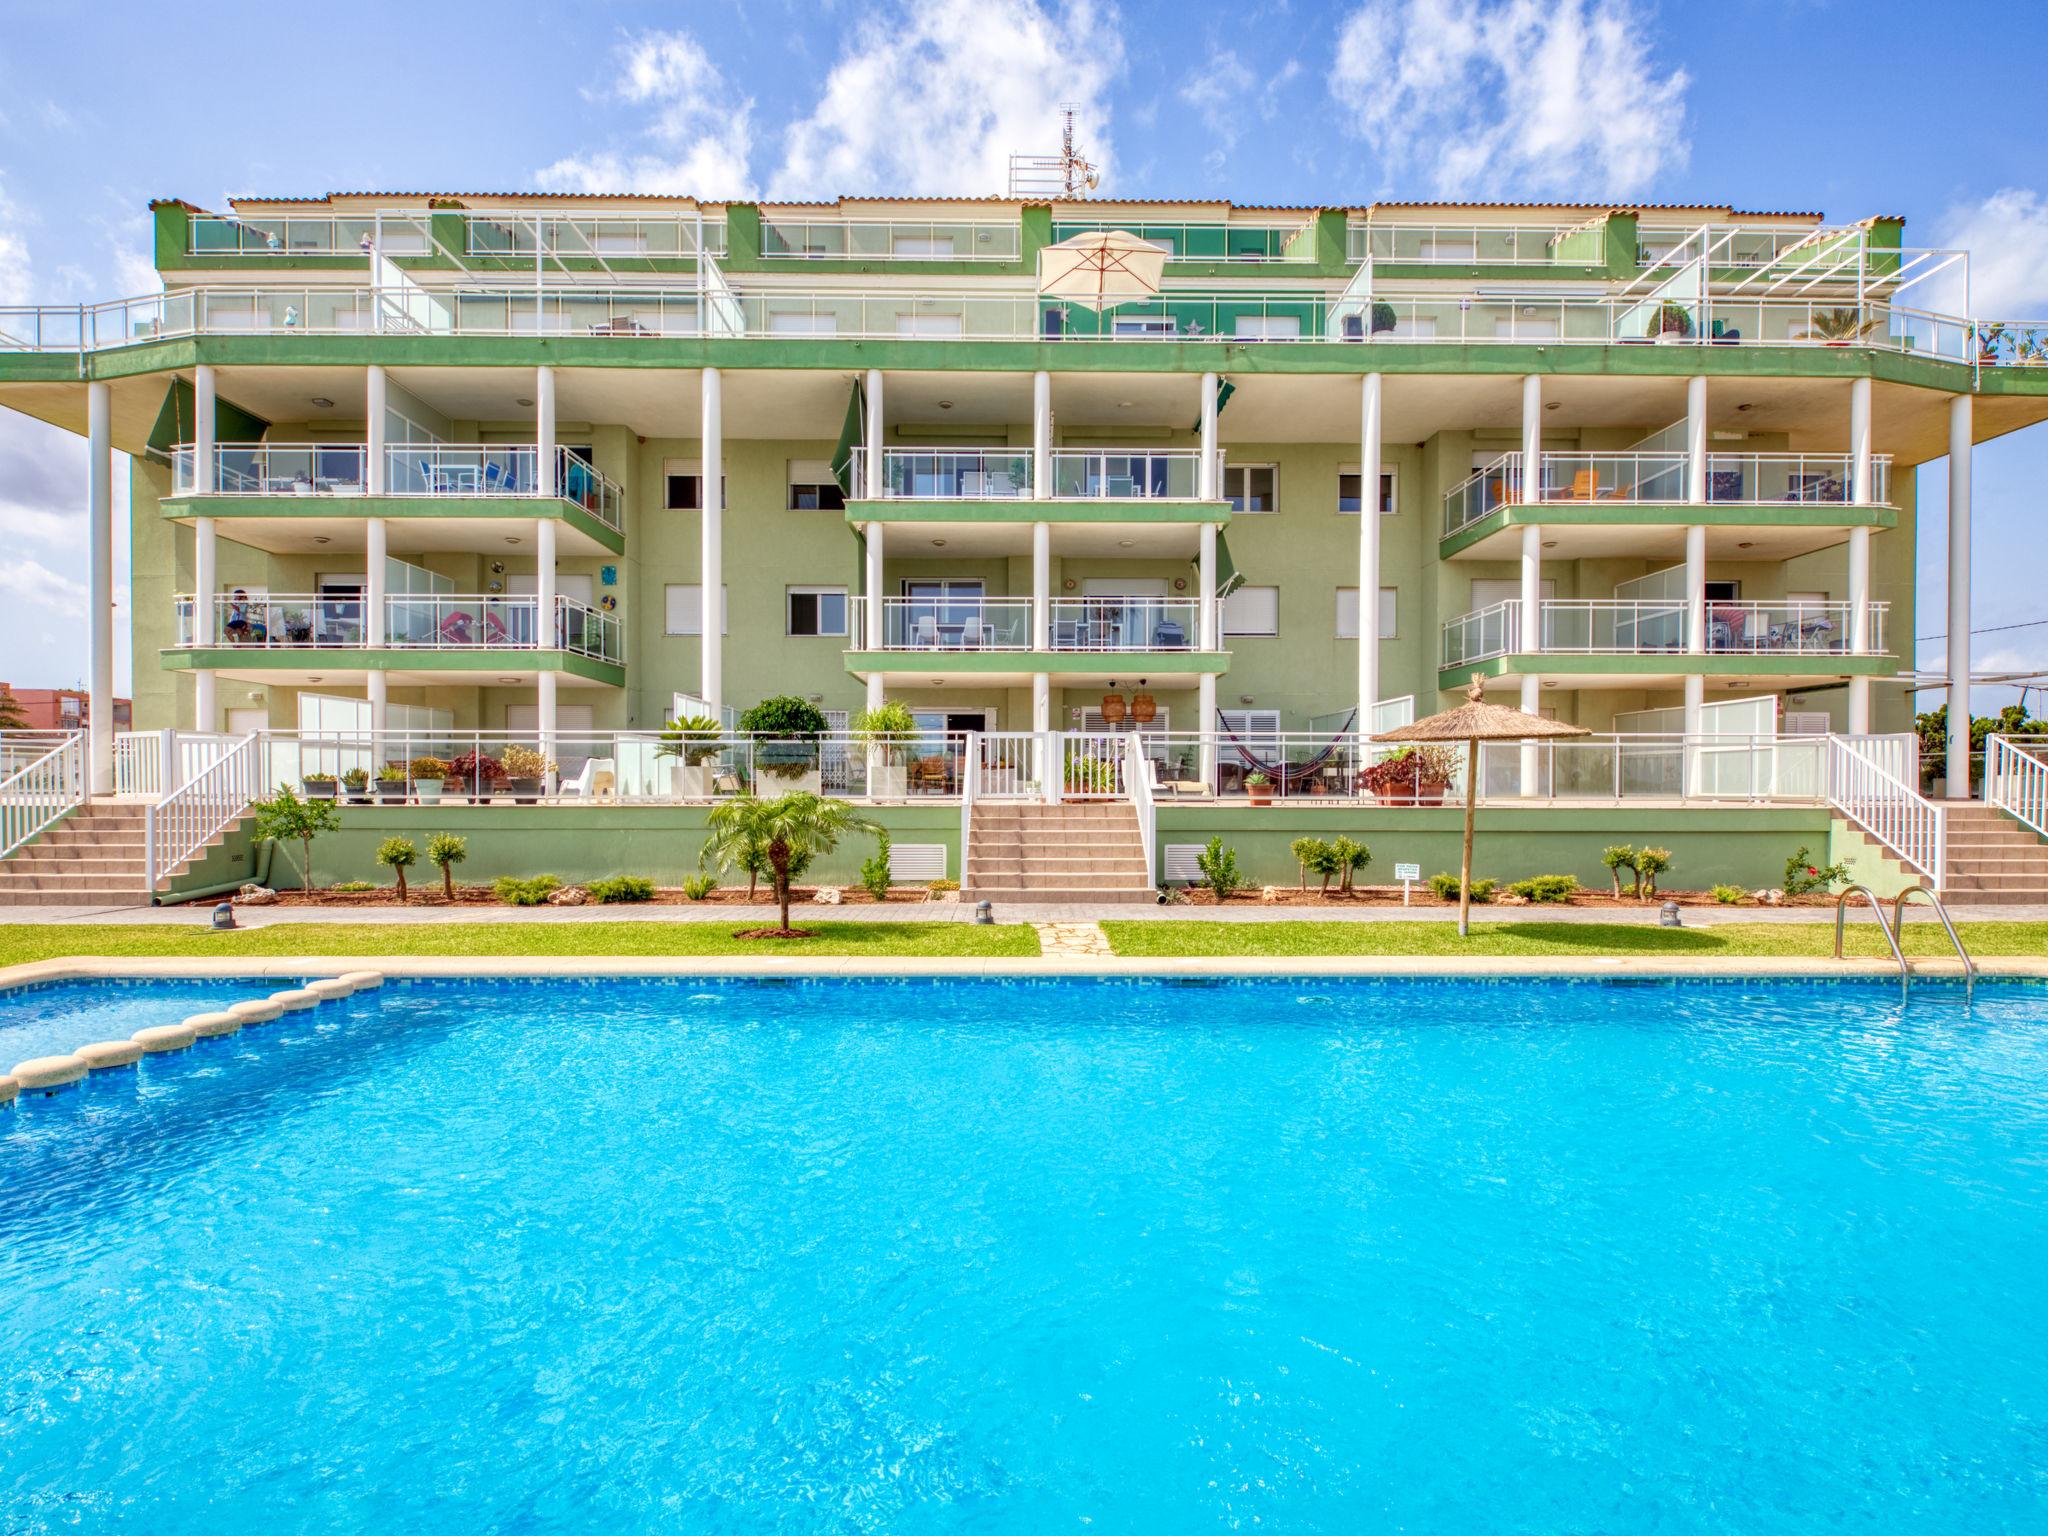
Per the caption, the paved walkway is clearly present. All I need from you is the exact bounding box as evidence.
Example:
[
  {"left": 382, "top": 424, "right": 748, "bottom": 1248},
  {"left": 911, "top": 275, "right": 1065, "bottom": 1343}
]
[{"left": 1031, "top": 920, "right": 1112, "bottom": 957}]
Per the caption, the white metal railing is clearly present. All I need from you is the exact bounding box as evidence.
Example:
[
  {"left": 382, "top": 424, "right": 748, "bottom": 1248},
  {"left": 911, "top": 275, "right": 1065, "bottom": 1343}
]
[
  {"left": 1049, "top": 220, "right": 1315, "bottom": 262},
  {"left": 1443, "top": 450, "right": 1897, "bottom": 535},
  {"left": 1442, "top": 599, "right": 1887, "bottom": 663},
  {"left": 113, "top": 730, "right": 240, "bottom": 797},
  {"left": 0, "top": 733, "right": 85, "bottom": 859},
  {"left": 384, "top": 446, "right": 624, "bottom": 529},
  {"left": 761, "top": 218, "right": 1021, "bottom": 261},
  {"left": 173, "top": 443, "right": 370, "bottom": 496},
  {"left": 1985, "top": 735, "right": 2048, "bottom": 838},
  {"left": 1704, "top": 600, "right": 1886, "bottom": 656},
  {"left": 1125, "top": 732, "right": 1156, "bottom": 881},
  {"left": 1047, "top": 598, "right": 1200, "bottom": 650},
  {"left": 848, "top": 597, "right": 1036, "bottom": 651},
  {"left": 188, "top": 214, "right": 431, "bottom": 256},
  {"left": 462, "top": 213, "right": 725, "bottom": 259},
  {"left": 1704, "top": 453, "right": 1891, "bottom": 505},
  {"left": 1829, "top": 734, "right": 1946, "bottom": 888},
  {"left": 147, "top": 732, "right": 261, "bottom": 890},
  {"left": 1348, "top": 222, "right": 1586, "bottom": 264},
  {"left": 849, "top": 446, "right": 1217, "bottom": 500},
  {"left": 1540, "top": 600, "right": 1690, "bottom": 654},
  {"left": 174, "top": 593, "right": 623, "bottom": 663},
  {"left": 1440, "top": 601, "right": 1520, "bottom": 666},
  {"left": 1049, "top": 449, "right": 1213, "bottom": 499}
]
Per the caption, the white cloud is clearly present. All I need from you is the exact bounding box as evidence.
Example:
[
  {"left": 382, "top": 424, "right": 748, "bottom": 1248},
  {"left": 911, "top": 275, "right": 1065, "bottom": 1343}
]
[
  {"left": 774, "top": 0, "right": 1125, "bottom": 197},
  {"left": 1329, "top": 0, "right": 1688, "bottom": 197},
  {"left": 1933, "top": 188, "right": 2048, "bottom": 318},
  {"left": 0, "top": 557, "right": 87, "bottom": 615},
  {"left": 1180, "top": 49, "right": 1256, "bottom": 172},
  {"left": 536, "top": 31, "right": 755, "bottom": 196},
  {"left": 0, "top": 177, "right": 31, "bottom": 304}
]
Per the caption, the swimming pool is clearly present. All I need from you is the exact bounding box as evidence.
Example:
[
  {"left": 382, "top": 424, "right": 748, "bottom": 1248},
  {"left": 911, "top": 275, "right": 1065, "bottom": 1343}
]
[{"left": 3, "top": 976, "right": 2044, "bottom": 1532}]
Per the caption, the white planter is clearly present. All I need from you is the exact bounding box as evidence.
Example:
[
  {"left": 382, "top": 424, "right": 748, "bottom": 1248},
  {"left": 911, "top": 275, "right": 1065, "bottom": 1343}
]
[
  {"left": 871, "top": 763, "right": 908, "bottom": 799},
  {"left": 671, "top": 761, "right": 713, "bottom": 798},
  {"left": 415, "top": 779, "right": 444, "bottom": 805}
]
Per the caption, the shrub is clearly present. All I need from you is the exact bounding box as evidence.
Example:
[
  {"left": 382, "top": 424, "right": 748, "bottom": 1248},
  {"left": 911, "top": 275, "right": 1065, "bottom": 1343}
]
[
  {"left": 1289, "top": 836, "right": 1337, "bottom": 892},
  {"left": 500, "top": 744, "right": 553, "bottom": 780},
  {"left": 1428, "top": 872, "right": 1497, "bottom": 902},
  {"left": 1507, "top": 873, "right": 1577, "bottom": 903},
  {"left": 738, "top": 695, "right": 829, "bottom": 737},
  {"left": 1783, "top": 846, "right": 1851, "bottom": 897},
  {"left": 1601, "top": 844, "right": 1638, "bottom": 897},
  {"left": 1195, "top": 836, "right": 1245, "bottom": 899},
  {"left": 852, "top": 700, "right": 920, "bottom": 764},
  {"left": 926, "top": 878, "right": 959, "bottom": 893},
  {"left": 341, "top": 767, "right": 369, "bottom": 791},
  {"left": 332, "top": 880, "right": 376, "bottom": 893},
  {"left": 657, "top": 714, "right": 727, "bottom": 766},
  {"left": 1066, "top": 753, "right": 1118, "bottom": 795},
  {"left": 859, "top": 832, "right": 894, "bottom": 900},
  {"left": 681, "top": 873, "right": 718, "bottom": 901},
  {"left": 586, "top": 875, "right": 655, "bottom": 903},
  {"left": 252, "top": 785, "right": 341, "bottom": 892},
  {"left": 410, "top": 756, "right": 449, "bottom": 781},
  {"left": 426, "top": 832, "right": 468, "bottom": 900},
  {"left": 1330, "top": 835, "right": 1371, "bottom": 894},
  {"left": 493, "top": 874, "right": 561, "bottom": 906},
  {"left": 447, "top": 750, "right": 503, "bottom": 789},
  {"left": 376, "top": 763, "right": 407, "bottom": 784},
  {"left": 1635, "top": 847, "right": 1673, "bottom": 898},
  {"left": 1711, "top": 884, "right": 1746, "bottom": 905},
  {"left": 375, "top": 835, "right": 417, "bottom": 901}
]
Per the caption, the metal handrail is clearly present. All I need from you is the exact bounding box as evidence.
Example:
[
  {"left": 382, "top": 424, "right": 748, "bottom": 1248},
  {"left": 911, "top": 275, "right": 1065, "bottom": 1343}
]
[
  {"left": 1892, "top": 886, "right": 1975, "bottom": 1001},
  {"left": 1834, "top": 882, "right": 1911, "bottom": 1000}
]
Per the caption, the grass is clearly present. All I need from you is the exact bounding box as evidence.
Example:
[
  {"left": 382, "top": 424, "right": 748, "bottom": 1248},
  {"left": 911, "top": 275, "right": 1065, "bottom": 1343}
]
[
  {"left": 0, "top": 921, "right": 1040, "bottom": 967},
  {"left": 1101, "top": 920, "right": 2048, "bottom": 960}
]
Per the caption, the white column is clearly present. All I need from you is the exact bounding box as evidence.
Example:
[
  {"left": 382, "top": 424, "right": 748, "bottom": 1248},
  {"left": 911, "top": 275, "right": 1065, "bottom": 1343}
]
[
  {"left": 1684, "top": 523, "right": 1707, "bottom": 656},
  {"left": 1032, "top": 520, "right": 1050, "bottom": 647},
  {"left": 1519, "top": 524, "right": 1542, "bottom": 655},
  {"left": 1032, "top": 370, "right": 1051, "bottom": 499},
  {"left": 700, "top": 366, "right": 723, "bottom": 711},
  {"left": 865, "top": 521, "right": 886, "bottom": 648},
  {"left": 1519, "top": 673, "right": 1542, "bottom": 798},
  {"left": 535, "top": 517, "right": 557, "bottom": 647},
  {"left": 536, "top": 671, "right": 557, "bottom": 781},
  {"left": 193, "top": 364, "right": 217, "bottom": 494},
  {"left": 1847, "top": 375, "right": 1875, "bottom": 732},
  {"left": 864, "top": 368, "right": 885, "bottom": 500},
  {"left": 367, "top": 670, "right": 388, "bottom": 745},
  {"left": 1685, "top": 374, "right": 1707, "bottom": 503},
  {"left": 365, "top": 364, "right": 387, "bottom": 495},
  {"left": 1033, "top": 672, "right": 1050, "bottom": 732},
  {"left": 1682, "top": 673, "right": 1705, "bottom": 797},
  {"left": 1947, "top": 392, "right": 1973, "bottom": 798},
  {"left": 365, "top": 517, "right": 387, "bottom": 646},
  {"left": 86, "top": 382, "right": 114, "bottom": 794},
  {"left": 1198, "top": 372, "right": 1219, "bottom": 500},
  {"left": 193, "top": 514, "right": 217, "bottom": 729},
  {"left": 192, "top": 673, "right": 215, "bottom": 733},
  {"left": 536, "top": 364, "right": 557, "bottom": 498},
  {"left": 1199, "top": 523, "right": 1219, "bottom": 650},
  {"left": 1198, "top": 673, "right": 1217, "bottom": 791},
  {"left": 1520, "top": 373, "right": 1542, "bottom": 501},
  {"left": 1358, "top": 372, "right": 1383, "bottom": 728}
]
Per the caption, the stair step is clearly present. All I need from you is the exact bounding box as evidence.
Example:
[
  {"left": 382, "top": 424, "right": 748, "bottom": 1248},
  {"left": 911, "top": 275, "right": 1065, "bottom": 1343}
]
[{"left": 965, "top": 886, "right": 1158, "bottom": 905}]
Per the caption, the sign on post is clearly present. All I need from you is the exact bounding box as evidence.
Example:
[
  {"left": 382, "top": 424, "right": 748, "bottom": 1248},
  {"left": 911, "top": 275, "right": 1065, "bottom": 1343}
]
[{"left": 1395, "top": 861, "right": 1421, "bottom": 906}]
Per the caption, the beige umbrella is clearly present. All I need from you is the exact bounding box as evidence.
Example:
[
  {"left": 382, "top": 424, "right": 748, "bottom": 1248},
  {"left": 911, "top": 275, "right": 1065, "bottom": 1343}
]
[
  {"left": 1038, "top": 229, "right": 1167, "bottom": 312},
  {"left": 1374, "top": 678, "right": 1590, "bottom": 936}
]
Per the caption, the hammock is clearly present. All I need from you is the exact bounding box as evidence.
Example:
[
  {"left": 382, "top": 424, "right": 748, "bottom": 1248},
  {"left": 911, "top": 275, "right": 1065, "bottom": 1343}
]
[{"left": 1213, "top": 708, "right": 1357, "bottom": 789}]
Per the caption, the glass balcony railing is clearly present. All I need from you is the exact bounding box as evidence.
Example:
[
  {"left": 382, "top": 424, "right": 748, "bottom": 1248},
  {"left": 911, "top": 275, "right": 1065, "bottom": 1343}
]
[
  {"left": 847, "top": 447, "right": 1215, "bottom": 500},
  {"left": 174, "top": 593, "right": 623, "bottom": 664},
  {"left": 1440, "top": 599, "right": 1889, "bottom": 666},
  {"left": 1443, "top": 452, "right": 1896, "bottom": 535},
  {"left": 187, "top": 215, "right": 430, "bottom": 256},
  {"left": 1049, "top": 221, "right": 1315, "bottom": 262},
  {"left": 1347, "top": 222, "right": 1584, "bottom": 264},
  {"left": 1047, "top": 598, "right": 1200, "bottom": 650},
  {"left": 760, "top": 219, "right": 1021, "bottom": 261},
  {"left": 845, "top": 597, "right": 1206, "bottom": 653},
  {"left": 462, "top": 214, "right": 725, "bottom": 259}
]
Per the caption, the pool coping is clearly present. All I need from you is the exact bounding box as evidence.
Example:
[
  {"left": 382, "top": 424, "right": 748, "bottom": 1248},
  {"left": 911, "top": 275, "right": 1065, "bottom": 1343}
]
[{"left": 2, "top": 955, "right": 2039, "bottom": 991}]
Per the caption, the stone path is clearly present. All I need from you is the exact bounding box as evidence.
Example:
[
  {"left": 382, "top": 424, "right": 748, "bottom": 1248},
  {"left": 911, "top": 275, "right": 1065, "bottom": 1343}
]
[{"left": 1032, "top": 920, "right": 1113, "bottom": 958}]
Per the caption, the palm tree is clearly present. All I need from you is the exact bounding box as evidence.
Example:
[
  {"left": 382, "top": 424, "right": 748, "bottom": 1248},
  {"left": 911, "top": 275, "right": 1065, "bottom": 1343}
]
[
  {"left": 0, "top": 686, "right": 27, "bottom": 731},
  {"left": 702, "top": 791, "right": 880, "bottom": 937}
]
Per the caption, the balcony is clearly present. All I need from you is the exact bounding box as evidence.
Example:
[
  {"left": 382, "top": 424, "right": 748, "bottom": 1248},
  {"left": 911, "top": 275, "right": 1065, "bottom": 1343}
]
[
  {"left": 1347, "top": 222, "right": 1590, "bottom": 265},
  {"left": 462, "top": 214, "right": 724, "bottom": 260},
  {"left": 1440, "top": 598, "right": 1890, "bottom": 669},
  {"left": 170, "top": 592, "right": 624, "bottom": 666},
  {"left": 847, "top": 447, "right": 1218, "bottom": 502},
  {"left": 1443, "top": 450, "right": 1895, "bottom": 548},
  {"left": 170, "top": 443, "right": 624, "bottom": 533},
  {"left": 1048, "top": 219, "right": 1316, "bottom": 263},
  {"left": 849, "top": 596, "right": 1202, "bottom": 652},
  {"left": 187, "top": 214, "right": 431, "bottom": 257},
  {"left": 760, "top": 218, "right": 1021, "bottom": 261}
]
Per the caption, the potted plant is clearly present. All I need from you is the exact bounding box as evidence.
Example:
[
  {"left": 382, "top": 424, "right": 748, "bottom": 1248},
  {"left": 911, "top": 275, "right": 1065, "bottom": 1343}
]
[
  {"left": 341, "top": 766, "right": 371, "bottom": 804},
  {"left": 852, "top": 700, "right": 919, "bottom": 799},
  {"left": 282, "top": 608, "right": 313, "bottom": 643},
  {"left": 447, "top": 749, "right": 504, "bottom": 805},
  {"left": 1064, "top": 751, "right": 1119, "bottom": 800},
  {"left": 1361, "top": 747, "right": 1421, "bottom": 804},
  {"left": 301, "top": 771, "right": 338, "bottom": 800},
  {"left": 1245, "top": 770, "right": 1273, "bottom": 806},
  {"left": 500, "top": 744, "right": 553, "bottom": 804},
  {"left": 410, "top": 755, "right": 449, "bottom": 805},
  {"left": 1370, "top": 300, "right": 1397, "bottom": 335},
  {"left": 656, "top": 713, "right": 726, "bottom": 798},
  {"left": 738, "top": 696, "right": 827, "bottom": 795},
  {"left": 376, "top": 764, "right": 409, "bottom": 804},
  {"left": 1647, "top": 301, "right": 1693, "bottom": 342},
  {"left": 1409, "top": 744, "right": 1458, "bottom": 806}
]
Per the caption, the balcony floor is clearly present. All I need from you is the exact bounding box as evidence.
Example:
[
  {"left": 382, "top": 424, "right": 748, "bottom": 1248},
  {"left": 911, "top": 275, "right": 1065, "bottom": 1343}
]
[
  {"left": 160, "top": 647, "right": 626, "bottom": 689},
  {"left": 846, "top": 648, "right": 1229, "bottom": 686}
]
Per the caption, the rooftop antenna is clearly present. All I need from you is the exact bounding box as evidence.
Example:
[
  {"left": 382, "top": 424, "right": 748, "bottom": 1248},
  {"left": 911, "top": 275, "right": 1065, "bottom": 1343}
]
[{"left": 1007, "top": 105, "right": 1100, "bottom": 200}]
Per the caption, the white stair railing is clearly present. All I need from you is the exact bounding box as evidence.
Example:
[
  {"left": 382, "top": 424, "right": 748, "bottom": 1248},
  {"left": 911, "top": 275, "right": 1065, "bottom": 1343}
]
[
  {"left": 1124, "top": 732, "right": 1156, "bottom": 886},
  {"left": 1985, "top": 735, "right": 2048, "bottom": 838},
  {"left": 1827, "top": 734, "right": 1945, "bottom": 888},
  {"left": 147, "top": 732, "right": 262, "bottom": 890},
  {"left": 0, "top": 732, "right": 85, "bottom": 859}
]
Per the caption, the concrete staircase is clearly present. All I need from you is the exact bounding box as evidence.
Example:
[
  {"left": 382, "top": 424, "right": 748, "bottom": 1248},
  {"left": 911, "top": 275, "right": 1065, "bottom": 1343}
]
[
  {"left": 0, "top": 801, "right": 163, "bottom": 907},
  {"left": 964, "top": 800, "right": 1157, "bottom": 906},
  {"left": 1939, "top": 804, "right": 2048, "bottom": 907}
]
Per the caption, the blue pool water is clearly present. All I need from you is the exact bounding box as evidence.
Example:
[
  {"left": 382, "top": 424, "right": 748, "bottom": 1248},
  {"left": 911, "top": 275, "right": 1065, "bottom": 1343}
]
[{"left": 2, "top": 976, "right": 2045, "bottom": 1533}]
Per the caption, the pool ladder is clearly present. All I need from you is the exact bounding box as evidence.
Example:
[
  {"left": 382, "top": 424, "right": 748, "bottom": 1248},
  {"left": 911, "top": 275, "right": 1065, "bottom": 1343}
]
[{"left": 1833, "top": 884, "right": 1976, "bottom": 1001}]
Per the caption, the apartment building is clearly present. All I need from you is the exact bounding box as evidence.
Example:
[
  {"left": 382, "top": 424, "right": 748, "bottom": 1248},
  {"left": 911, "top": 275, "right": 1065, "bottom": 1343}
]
[{"left": 1, "top": 190, "right": 2044, "bottom": 897}]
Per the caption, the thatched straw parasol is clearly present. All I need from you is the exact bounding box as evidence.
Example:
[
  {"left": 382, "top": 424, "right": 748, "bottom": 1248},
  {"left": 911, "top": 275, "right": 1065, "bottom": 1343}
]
[{"left": 1374, "top": 678, "right": 1589, "bottom": 935}]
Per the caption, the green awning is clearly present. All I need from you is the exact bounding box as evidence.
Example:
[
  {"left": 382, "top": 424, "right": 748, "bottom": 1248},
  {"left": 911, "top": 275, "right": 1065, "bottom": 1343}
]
[
  {"left": 1195, "top": 530, "right": 1245, "bottom": 600},
  {"left": 830, "top": 378, "right": 866, "bottom": 495},
  {"left": 146, "top": 378, "right": 270, "bottom": 465},
  {"left": 1187, "top": 376, "right": 1235, "bottom": 432}
]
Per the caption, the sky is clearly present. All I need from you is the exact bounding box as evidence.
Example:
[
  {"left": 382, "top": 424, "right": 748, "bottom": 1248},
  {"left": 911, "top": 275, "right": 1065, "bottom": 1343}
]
[{"left": 2, "top": 0, "right": 2046, "bottom": 711}]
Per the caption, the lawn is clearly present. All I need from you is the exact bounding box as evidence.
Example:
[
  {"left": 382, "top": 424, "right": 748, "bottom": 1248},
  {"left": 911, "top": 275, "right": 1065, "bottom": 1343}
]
[
  {"left": 1101, "top": 920, "right": 2048, "bottom": 960},
  {"left": 0, "top": 921, "right": 1041, "bottom": 967}
]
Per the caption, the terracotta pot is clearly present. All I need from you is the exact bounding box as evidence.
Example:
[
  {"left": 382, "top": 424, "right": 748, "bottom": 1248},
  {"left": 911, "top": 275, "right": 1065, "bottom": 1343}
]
[{"left": 1248, "top": 786, "right": 1273, "bottom": 806}]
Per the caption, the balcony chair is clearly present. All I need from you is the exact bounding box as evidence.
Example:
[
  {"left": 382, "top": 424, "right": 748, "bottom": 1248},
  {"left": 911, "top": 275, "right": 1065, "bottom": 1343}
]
[
  {"left": 910, "top": 614, "right": 939, "bottom": 649},
  {"left": 560, "top": 757, "right": 616, "bottom": 799},
  {"left": 1153, "top": 617, "right": 1188, "bottom": 648},
  {"left": 1565, "top": 470, "right": 1600, "bottom": 501}
]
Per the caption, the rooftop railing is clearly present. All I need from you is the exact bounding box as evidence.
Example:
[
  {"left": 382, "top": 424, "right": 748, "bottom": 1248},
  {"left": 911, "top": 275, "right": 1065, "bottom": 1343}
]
[
  {"left": 847, "top": 446, "right": 1215, "bottom": 500},
  {"left": 1347, "top": 222, "right": 1585, "bottom": 264},
  {"left": 1443, "top": 451, "right": 1895, "bottom": 535},
  {"left": 462, "top": 214, "right": 725, "bottom": 259},
  {"left": 172, "top": 593, "right": 623, "bottom": 664},
  {"left": 760, "top": 219, "right": 1022, "bottom": 261},
  {"left": 1441, "top": 598, "right": 1889, "bottom": 665},
  {"left": 1049, "top": 220, "right": 1315, "bottom": 262}
]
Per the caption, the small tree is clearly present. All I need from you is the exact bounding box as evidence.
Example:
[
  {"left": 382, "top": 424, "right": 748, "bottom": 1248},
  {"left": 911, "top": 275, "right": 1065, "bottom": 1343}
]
[
  {"left": 376, "top": 836, "right": 417, "bottom": 902},
  {"left": 1330, "top": 835, "right": 1371, "bottom": 895},
  {"left": 702, "top": 791, "right": 880, "bottom": 937},
  {"left": 427, "top": 832, "right": 468, "bottom": 901},
  {"left": 859, "top": 830, "right": 894, "bottom": 901},
  {"left": 1195, "top": 836, "right": 1244, "bottom": 899},
  {"left": 252, "top": 785, "right": 341, "bottom": 892},
  {"left": 655, "top": 714, "right": 725, "bottom": 766},
  {"left": 1289, "top": 836, "right": 1335, "bottom": 892},
  {"left": 1635, "top": 846, "right": 1672, "bottom": 899},
  {"left": 1601, "top": 844, "right": 1639, "bottom": 898}
]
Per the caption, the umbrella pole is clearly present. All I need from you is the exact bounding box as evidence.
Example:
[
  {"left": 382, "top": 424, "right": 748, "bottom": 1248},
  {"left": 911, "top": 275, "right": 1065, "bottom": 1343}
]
[{"left": 1459, "top": 737, "right": 1477, "bottom": 938}]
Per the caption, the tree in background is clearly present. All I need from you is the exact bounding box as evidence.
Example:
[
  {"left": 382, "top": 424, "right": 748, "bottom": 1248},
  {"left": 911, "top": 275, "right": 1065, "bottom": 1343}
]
[
  {"left": 427, "top": 833, "right": 468, "bottom": 902},
  {"left": 0, "top": 687, "right": 28, "bottom": 731},
  {"left": 251, "top": 785, "right": 342, "bottom": 892},
  {"left": 376, "top": 837, "right": 417, "bottom": 902}
]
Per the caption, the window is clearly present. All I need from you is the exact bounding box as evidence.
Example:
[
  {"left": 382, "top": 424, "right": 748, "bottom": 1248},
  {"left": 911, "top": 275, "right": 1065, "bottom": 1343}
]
[
  {"left": 1338, "top": 467, "right": 1397, "bottom": 514},
  {"left": 1336, "top": 587, "right": 1399, "bottom": 639},
  {"left": 786, "top": 586, "right": 849, "bottom": 637},
  {"left": 891, "top": 235, "right": 956, "bottom": 258},
  {"left": 768, "top": 310, "right": 836, "bottom": 335},
  {"left": 663, "top": 459, "right": 725, "bottom": 511},
  {"left": 663, "top": 584, "right": 728, "bottom": 636},
  {"left": 1222, "top": 585, "right": 1279, "bottom": 636},
  {"left": 1223, "top": 464, "right": 1277, "bottom": 513},
  {"left": 1113, "top": 316, "right": 1176, "bottom": 337},
  {"left": 786, "top": 458, "right": 846, "bottom": 511},
  {"left": 1234, "top": 314, "right": 1302, "bottom": 340}
]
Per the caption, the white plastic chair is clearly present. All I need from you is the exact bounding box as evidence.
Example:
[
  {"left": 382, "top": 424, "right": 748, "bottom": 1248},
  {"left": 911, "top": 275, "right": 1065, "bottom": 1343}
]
[{"left": 561, "top": 756, "right": 616, "bottom": 799}]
